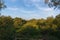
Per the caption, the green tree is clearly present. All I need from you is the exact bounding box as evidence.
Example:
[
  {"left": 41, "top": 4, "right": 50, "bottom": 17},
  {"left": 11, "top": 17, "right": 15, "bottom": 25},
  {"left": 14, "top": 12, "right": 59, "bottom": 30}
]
[
  {"left": 53, "top": 14, "right": 60, "bottom": 30},
  {"left": 13, "top": 17, "right": 26, "bottom": 30},
  {"left": 0, "top": 16, "right": 15, "bottom": 40},
  {"left": 0, "top": 0, "right": 6, "bottom": 10},
  {"left": 0, "top": 0, "right": 6, "bottom": 16},
  {"left": 45, "top": 0, "right": 60, "bottom": 9}
]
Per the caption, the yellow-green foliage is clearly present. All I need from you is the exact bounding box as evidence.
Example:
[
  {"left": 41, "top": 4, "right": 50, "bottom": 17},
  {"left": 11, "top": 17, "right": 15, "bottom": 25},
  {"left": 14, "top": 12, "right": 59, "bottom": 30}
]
[{"left": 0, "top": 14, "right": 60, "bottom": 40}]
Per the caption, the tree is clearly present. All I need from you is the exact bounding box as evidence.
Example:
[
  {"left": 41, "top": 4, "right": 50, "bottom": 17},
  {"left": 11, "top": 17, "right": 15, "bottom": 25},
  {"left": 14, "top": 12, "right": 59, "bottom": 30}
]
[
  {"left": 13, "top": 17, "right": 26, "bottom": 30},
  {"left": 45, "top": 0, "right": 60, "bottom": 9},
  {"left": 0, "top": 0, "right": 6, "bottom": 10},
  {"left": 0, "top": 16, "right": 15, "bottom": 40},
  {"left": 0, "top": 0, "right": 6, "bottom": 16}
]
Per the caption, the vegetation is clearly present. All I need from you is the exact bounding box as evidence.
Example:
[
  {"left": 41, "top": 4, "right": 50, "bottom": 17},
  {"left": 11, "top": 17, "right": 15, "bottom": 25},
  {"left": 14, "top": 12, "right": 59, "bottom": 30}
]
[
  {"left": 0, "top": 0, "right": 60, "bottom": 40},
  {"left": 45, "top": 0, "right": 60, "bottom": 9},
  {"left": 0, "top": 14, "right": 60, "bottom": 40},
  {"left": 0, "top": 0, "right": 6, "bottom": 10}
]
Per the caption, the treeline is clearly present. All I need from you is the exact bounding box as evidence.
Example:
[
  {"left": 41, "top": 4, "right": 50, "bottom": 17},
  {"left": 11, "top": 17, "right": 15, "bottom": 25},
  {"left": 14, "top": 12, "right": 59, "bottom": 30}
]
[{"left": 0, "top": 14, "right": 60, "bottom": 40}]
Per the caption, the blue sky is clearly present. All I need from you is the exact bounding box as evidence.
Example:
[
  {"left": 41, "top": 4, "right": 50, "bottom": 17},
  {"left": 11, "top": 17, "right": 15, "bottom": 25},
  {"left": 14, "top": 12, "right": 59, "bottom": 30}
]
[{"left": 1, "top": 0, "right": 60, "bottom": 19}]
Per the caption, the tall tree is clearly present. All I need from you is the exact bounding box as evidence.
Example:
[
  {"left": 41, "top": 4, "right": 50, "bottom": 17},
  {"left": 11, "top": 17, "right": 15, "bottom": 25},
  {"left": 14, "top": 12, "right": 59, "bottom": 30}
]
[
  {"left": 0, "top": 0, "right": 6, "bottom": 10},
  {"left": 45, "top": 0, "right": 60, "bottom": 9},
  {"left": 0, "top": 0, "right": 6, "bottom": 16},
  {"left": 0, "top": 16, "right": 15, "bottom": 40}
]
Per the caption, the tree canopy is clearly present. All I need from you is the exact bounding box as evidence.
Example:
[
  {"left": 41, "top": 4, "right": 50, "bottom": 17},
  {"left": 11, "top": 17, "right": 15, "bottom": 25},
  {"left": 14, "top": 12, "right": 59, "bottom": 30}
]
[
  {"left": 0, "top": 14, "right": 60, "bottom": 40},
  {"left": 0, "top": 0, "right": 6, "bottom": 11},
  {"left": 0, "top": 0, "right": 60, "bottom": 40},
  {"left": 45, "top": 0, "right": 60, "bottom": 9}
]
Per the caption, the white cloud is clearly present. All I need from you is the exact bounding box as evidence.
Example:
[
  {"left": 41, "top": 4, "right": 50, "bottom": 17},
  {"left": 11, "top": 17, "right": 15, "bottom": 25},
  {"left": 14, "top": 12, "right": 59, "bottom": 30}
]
[
  {"left": 7, "top": 7, "right": 18, "bottom": 11},
  {"left": 11, "top": 0, "right": 16, "bottom": 2},
  {"left": 31, "top": 0, "right": 40, "bottom": 3},
  {"left": 9, "top": 0, "right": 53, "bottom": 12},
  {"left": 36, "top": 6, "right": 53, "bottom": 12},
  {"left": 32, "top": 0, "right": 54, "bottom": 12},
  {"left": 6, "top": 0, "right": 54, "bottom": 19},
  {"left": 23, "top": 0, "right": 53, "bottom": 12},
  {"left": 43, "top": 8, "right": 53, "bottom": 11},
  {"left": 7, "top": 7, "right": 36, "bottom": 14}
]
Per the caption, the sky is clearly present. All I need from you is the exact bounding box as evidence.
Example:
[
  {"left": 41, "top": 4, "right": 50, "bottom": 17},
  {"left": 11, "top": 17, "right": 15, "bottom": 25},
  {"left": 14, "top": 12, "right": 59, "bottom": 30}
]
[{"left": 1, "top": 0, "right": 60, "bottom": 19}]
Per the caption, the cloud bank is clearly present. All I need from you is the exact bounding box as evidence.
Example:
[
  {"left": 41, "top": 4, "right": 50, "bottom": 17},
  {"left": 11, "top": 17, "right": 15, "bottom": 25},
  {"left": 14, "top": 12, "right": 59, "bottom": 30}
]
[{"left": 3, "top": 0, "right": 56, "bottom": 19}]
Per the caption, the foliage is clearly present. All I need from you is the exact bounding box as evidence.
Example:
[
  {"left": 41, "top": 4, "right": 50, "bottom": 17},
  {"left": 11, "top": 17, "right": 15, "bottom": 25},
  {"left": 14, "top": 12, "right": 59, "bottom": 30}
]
[
  {"left": 0, "top": 16, "right": 15, "bottom": 40},
  {"left": 0, "top": 0, "right": 6, "bottom": 11},
  {"left": 0, "top": 14, "right": 60, "bottom": 40},
  {"left": 45, "top": 0, "right": 60, "bottom": 9}
]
